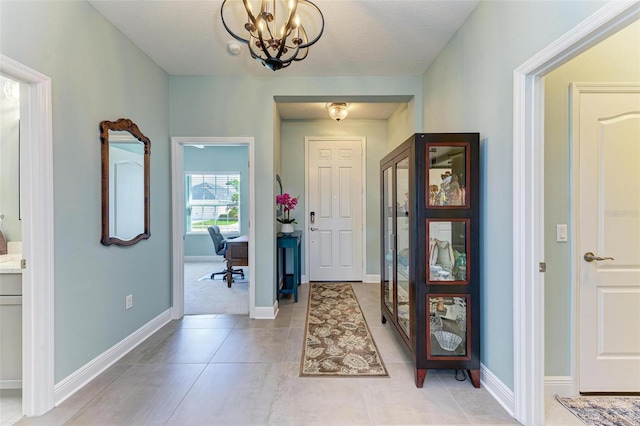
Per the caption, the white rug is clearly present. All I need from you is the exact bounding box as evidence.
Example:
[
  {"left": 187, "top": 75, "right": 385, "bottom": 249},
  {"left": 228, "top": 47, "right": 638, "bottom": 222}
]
[{"left": 184, "top": 261, "right": 249, "bottom": 315}]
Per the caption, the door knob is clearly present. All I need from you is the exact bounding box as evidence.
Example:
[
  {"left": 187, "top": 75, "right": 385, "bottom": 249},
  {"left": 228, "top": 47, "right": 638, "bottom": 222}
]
[
  {"left": 310, "top": 227, "right": 319, "bottom": 231},
  {"left": 583, "top": 252, "right": 614, "bottom": 262}
]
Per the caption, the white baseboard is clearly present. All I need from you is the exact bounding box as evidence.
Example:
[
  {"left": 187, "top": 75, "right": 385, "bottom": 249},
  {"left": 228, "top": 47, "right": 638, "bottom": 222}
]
[
  {"left": 481, "top": 363, "right": 515, "bottom": 417},
  {"left": 364, "top": 274, "right": 380, "bottom": 283},
  {"left": 545, "top": 376, "right": 575, "bottom": 398},
  {"left": 184, "top": 256, "right": 218, "bottom": 262},
  {"left": 301, "top": 274, "right": 378, "bottom": 283},
  {"left": 0, "top": 380, "right": 22, "bottom": 390},
  {"left": 54, "top": 309, "right": 172, "bottom": 405},
  {"left": 254, "top": 301, "right": 278, "bottom": 319}
]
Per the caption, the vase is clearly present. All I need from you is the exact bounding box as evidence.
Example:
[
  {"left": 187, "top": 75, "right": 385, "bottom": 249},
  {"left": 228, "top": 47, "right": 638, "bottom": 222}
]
[{"left": 280, "top": 223, "right": 294, "bottom": 234}]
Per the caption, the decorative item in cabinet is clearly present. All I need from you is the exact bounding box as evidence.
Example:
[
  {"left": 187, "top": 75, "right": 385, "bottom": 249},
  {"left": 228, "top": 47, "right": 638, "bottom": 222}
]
[
  {"left": 427, "top": 142, "right": 470, "bottom": 208},
  {"left": 428, "top": 295, "right": 469, "bottom": 358},
  {"left": 380, "top": 133, "right": 480, "bottom": 389},
  {"left": 428, "top": 219, "right": 469, "bottom": 283}
]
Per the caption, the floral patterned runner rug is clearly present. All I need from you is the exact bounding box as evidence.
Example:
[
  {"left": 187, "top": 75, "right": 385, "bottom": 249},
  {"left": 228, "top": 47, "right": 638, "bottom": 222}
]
[
  {"left": 300, "top": 283, "right": 388, "bottom": 377},
  {"left": 556, "top": 395, "right": 640, "bottom": 426}
]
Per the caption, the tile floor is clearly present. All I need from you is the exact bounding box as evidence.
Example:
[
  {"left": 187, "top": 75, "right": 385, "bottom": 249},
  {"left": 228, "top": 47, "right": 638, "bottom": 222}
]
[{"left": 5, "top": 283, "right": 580, "bottom": 425}]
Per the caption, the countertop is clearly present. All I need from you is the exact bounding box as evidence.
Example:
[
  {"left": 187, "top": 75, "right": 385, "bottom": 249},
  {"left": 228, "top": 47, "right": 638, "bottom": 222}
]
[{"left": 0, "top": 242, "right": 22, "bottom": 274}]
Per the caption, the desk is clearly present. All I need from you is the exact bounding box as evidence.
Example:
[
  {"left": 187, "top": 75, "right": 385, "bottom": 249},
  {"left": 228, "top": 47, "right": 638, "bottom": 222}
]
[
  {"left": 225, "top": 235, "right": 248, "bottom": 288},
  {"left": 277, "top": 231, "right": 302, "bottom": 302}
]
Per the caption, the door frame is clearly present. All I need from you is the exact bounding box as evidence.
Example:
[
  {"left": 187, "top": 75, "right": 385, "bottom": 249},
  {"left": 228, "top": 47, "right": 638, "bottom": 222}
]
[
  {"left": 0, "top": 55, "right": 55, "bottom": 416},
  {"left": 512, "top": 2, "right": 639, "bottom": 424},
  {"left": 171, "top": 137, "right": 256, "bottom": 319},
  {"left": 304, "top": 136, "right": 366, "bottom": 282}
]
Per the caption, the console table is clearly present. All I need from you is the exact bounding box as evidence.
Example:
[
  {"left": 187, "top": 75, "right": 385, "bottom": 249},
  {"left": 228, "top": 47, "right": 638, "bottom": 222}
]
[{"left": 277, "top": 231, "right": 302, "bottom": 302}]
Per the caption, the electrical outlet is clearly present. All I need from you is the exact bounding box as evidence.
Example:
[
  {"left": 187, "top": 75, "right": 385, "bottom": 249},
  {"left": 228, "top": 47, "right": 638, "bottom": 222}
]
[{"left": 125, "top": 294, "right": 133, "bottom": 310}]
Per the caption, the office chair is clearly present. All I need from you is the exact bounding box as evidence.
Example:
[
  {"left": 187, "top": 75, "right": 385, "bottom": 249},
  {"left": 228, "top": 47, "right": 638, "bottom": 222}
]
[{"left": 208, "top": 225, "right": 245, "bottom": 282}]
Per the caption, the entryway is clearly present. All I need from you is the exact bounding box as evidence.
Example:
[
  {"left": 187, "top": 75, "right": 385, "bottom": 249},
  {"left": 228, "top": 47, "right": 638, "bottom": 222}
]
[
  {"left": 0, "top": 54, "right": 55, "bottom": 417},
  {"left": 171, "top": 137, "right": 256, "bottom": 320},
  {"left": 181, "top": 146, "right": 250, "bottom": 316}
]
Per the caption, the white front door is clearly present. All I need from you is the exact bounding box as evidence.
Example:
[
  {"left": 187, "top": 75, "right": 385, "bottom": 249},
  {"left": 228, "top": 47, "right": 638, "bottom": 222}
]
[
  {"left": 307, "top": 137, "right": 364, "bottom": 281},
  {"left": 574, "top": 83, "right": 640, "bottom": 392}
]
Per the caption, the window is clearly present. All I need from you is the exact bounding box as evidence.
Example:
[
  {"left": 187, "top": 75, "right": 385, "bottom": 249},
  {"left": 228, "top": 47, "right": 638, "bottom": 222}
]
[{"left": 186, "top": 172, "right": 240, "bottom": 234}]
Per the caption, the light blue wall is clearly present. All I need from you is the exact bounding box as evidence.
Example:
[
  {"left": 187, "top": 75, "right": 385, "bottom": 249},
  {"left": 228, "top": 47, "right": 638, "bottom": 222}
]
[
  {"left": 184, "top": 145, "right": 249, "bottom": 256},
  {"left": 421, "top": 0, "right": 607, "bottom": 390},
  {"left": 280, "top": 118, "right": 393, "bottom": 277},
  {"left": 0, "top": 1, "right": 170, "bottom": 382},
  {"left": 543, "top": 20, "right": 640, "bottom": 376},
  {"left": 388, "top": 100, "right": 415, "bottom": 153},
  {"left": 170, "top": 76, "right": 422, "bottom": 307}
]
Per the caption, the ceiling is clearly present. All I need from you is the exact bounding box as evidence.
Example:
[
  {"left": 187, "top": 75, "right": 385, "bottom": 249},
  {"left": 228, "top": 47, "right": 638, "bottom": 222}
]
[{"left": 88, "top": 0, "right": 479, "bottom": 119}]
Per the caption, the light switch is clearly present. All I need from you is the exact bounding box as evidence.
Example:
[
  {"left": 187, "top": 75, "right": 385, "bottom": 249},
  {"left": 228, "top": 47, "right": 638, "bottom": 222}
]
[{"left": 556, "top": 224, "right": 568, "bottom": 242}]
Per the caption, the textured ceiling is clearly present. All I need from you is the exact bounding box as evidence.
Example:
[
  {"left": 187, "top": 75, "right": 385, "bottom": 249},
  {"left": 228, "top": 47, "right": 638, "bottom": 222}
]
[{"left": 88, "top": 0, "right": 479, "bottom": 118}]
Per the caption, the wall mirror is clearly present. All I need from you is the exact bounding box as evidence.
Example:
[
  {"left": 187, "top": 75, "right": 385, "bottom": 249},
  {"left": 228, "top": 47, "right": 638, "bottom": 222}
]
[{"left": 100, "top": 118, "right": 150, "bottom": 246}]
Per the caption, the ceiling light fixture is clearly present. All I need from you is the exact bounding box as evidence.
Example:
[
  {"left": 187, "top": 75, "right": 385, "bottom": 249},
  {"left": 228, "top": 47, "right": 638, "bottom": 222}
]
[
  {"left": 327, "top": 102, "right": 348, "bottom": 122},
  {"left": 3, "top": 79, "right": 19, "bottom": 102},
  {"left": 220, "top": 0, "right": 324, "bottom": 71}
]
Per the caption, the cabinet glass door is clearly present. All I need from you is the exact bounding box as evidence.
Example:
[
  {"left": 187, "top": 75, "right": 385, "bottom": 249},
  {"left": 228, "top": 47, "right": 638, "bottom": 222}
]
[
  {"left": 396, "top": 157, "right": 410, "bottom": 336},
  {"left": 428, "top": 295, "right": 469, "bottom": 358},
  {"left": 382, "top": 166, "right": 394, "bottom": 315},
  {"left": 427, "top": 143, "right": 469, "bottom": 208},
  {"left": 427, "top": 219, "right": 469, "bottom": 283}
]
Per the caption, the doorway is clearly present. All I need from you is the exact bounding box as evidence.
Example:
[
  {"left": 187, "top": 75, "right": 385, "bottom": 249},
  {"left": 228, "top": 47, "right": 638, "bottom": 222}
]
[
  {"left": 183, "top": 146, "right": 249, "bottom": 315},
  {"left": 0, "top": 73, "right": 23, "bottom": 424},
  {"left": 543, "top": 18, "right": 640, "bottom": 399},
  {"left": 512, "top": 2, "right": 640, "bottom": 424},
  {"left": 0, "top": 55, "right": 55, "bottom": 416},
  {"left": 171, "top": 137, "right": 256, "bottom": 320}
]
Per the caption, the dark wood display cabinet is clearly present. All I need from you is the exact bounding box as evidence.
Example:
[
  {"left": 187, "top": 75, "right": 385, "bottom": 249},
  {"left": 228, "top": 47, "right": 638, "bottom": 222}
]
[{"left": 380, "top": 133, "right": 480, "bottom": 388}]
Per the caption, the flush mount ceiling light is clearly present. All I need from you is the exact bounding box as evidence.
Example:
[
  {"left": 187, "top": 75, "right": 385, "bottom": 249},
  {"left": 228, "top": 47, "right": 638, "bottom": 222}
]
[
  {"left": 3, "top": 79, "right": 19, "bottom": 101},
  {"left": 221, "top": 0, "right": 324, "bottom": 71},
  {"left": 327, "top": 102, "right": 349, "bottom": 122}
]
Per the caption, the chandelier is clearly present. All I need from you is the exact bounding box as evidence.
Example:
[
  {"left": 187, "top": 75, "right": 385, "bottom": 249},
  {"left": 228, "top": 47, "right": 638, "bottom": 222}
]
[
  {"left": 327, "top": 102, "right": 348, "bottom": 121},
  {"left": 221, "top": 0, "right": 324, "bottom": 71}
]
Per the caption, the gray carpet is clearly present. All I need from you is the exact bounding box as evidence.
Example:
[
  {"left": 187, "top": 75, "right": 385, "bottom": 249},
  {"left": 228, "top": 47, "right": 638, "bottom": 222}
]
[
  {"left": 557, "top": 395, "right": 640, "bottom": 426},
  {"left": 184, "top": 261, "right": 249, "bottom": 315}
]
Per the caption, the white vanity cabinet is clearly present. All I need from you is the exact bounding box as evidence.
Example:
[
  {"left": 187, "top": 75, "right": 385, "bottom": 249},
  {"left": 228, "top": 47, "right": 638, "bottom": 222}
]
[{"left": 0, "top": 244, "right": 22, "bottom": 389}]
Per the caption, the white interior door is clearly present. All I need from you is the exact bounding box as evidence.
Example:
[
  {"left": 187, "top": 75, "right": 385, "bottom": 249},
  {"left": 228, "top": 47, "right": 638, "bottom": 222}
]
[
  {"left": 307, "top": 137, "right": 363, "bottom": 281},
  {"left": 575, "top": 83, "right": 640, "bottom": 392}
]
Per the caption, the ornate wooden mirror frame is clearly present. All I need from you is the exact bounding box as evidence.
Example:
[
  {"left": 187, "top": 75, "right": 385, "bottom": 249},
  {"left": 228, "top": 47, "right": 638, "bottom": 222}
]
[{"left": 100, "top": 118, "right": 150, "bottom": 246}]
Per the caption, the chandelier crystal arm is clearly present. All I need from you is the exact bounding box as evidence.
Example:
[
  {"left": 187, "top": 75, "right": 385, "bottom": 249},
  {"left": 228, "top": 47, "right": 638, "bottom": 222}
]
[
  {"left": 294, "top": 1, "right": 323, "bottom": 49},
  {"left": 221, "top": 0, "right": 251, "bottom": 44},
  {"left": 271, "top": 0, "right": 296, "bottom": 60}
]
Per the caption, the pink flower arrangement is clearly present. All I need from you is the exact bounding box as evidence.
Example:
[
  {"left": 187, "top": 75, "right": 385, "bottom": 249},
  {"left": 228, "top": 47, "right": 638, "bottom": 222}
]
[{"left": 276, "top": 193, "right": 299, "bottom": 224}]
